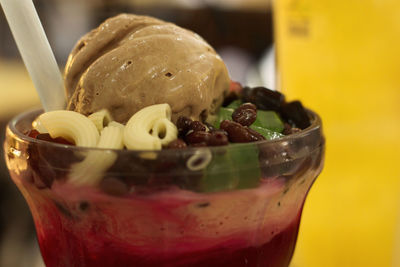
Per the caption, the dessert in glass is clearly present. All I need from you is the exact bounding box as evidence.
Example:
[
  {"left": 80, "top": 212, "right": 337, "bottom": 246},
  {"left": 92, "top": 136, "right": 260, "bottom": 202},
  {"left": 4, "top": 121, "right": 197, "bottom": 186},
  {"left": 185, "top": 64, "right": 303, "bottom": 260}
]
[{"left": 4, "top": 14, "right": 324, "bottom": 267}]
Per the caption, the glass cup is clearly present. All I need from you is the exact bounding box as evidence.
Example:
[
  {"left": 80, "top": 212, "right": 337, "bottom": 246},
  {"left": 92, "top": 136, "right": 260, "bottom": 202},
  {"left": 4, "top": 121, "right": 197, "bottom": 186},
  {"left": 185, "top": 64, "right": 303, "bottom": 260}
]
[{"left": 4, "top": 109, "right": 324, "bottom": 267}]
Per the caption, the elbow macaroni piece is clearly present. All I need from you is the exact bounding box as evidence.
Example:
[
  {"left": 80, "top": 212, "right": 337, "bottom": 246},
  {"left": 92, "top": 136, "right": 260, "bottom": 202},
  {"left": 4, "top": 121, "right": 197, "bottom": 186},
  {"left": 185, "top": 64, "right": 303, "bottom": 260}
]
[
  {"left": 32, "top": 118, "right": 48, "bottom": 133},
  {"left": 88, "top": 109, "right": 113, "bottom": 132},
  {"left": 38, "top": 110, "right": 99, "bottom": 147},
  {"left": 69, "top": 124, "right": 124, "bottom": 185},
  {"left": 124, "top": 104, "right": 178, "bottom": 150},
  {"left": 37, "top": 104, "right": 179, "bottom": 185},
  {"left": 97, "top": 124, "right": 124, "bottom": 149},
  {"left": 151, "top": 117, "right": 178, "bottom": 146},
  {"left": 108, "top": 121, "right": 125, "bottom": 130}
]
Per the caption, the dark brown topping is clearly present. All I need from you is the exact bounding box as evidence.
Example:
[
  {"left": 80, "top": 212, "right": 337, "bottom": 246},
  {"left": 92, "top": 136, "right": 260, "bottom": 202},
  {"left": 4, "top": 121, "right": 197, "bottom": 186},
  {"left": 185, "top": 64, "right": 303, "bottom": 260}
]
[
  {"left": 242, "top": 86, "right": 285, "bottom": 111},
  {"left": 283, "top": 123, "right": 302, "bottom": 135},
  {"left": 280, "top": 101, "right": 311, "bottom": 129}
]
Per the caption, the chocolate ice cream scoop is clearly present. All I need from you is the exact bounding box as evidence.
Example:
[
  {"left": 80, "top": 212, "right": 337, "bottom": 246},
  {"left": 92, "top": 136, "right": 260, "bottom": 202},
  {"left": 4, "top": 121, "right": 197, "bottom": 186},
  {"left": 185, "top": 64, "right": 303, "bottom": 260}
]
[{"left": 64, "top": 14, "right": 230, "bottom": 123}]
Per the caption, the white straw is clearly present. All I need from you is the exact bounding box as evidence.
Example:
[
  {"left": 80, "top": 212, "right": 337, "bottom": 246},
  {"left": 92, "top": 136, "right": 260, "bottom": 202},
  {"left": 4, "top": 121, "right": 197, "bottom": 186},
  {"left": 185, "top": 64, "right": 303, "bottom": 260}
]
[{"left": 0, "top": 0, "right": 65, "bottom": 111}]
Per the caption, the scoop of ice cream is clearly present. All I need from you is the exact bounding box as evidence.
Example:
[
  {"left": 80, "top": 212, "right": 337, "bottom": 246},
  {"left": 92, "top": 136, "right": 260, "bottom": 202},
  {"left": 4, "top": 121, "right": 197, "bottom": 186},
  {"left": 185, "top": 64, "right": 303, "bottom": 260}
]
[{"left": 64, "top": 14, "right": 230, "bottom": 123}]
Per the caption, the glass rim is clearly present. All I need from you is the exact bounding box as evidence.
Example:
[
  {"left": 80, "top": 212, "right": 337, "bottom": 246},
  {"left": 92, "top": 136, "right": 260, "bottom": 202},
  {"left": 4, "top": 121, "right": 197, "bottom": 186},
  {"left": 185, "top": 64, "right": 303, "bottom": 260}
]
[{"left": 6, "top": 108, "right": 323, "bottom": 155}]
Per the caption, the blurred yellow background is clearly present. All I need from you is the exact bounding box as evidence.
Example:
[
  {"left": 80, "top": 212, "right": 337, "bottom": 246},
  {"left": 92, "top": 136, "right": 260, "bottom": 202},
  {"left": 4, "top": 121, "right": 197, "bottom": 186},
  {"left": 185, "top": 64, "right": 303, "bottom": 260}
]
[
  {"left": 0, "top": 61, "right": 40, "bottom": 120},
  {"left": 275, "top": 1, "right": 400, "bottom": 266},
  {"left": 0, "top": 0, "right": 399, "bottom": 266}
]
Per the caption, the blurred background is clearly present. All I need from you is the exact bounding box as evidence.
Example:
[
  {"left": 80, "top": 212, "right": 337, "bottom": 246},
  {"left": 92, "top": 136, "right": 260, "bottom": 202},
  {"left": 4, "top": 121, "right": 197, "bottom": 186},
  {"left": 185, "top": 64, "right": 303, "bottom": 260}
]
[{"left": 0, "top": 0, "right": 399, "bottom": 267}]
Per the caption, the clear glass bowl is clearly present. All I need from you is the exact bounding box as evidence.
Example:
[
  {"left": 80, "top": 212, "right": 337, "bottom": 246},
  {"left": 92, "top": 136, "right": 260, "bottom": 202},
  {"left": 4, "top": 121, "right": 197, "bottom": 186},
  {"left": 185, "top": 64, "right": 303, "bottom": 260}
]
[{"left": 4, "top": 109, "right": 324, "bottom": 267}]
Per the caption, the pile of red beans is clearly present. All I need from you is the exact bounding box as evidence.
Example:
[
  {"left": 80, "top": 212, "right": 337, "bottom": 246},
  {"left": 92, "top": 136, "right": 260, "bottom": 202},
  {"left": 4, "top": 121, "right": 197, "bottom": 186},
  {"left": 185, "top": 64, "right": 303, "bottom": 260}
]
[{"left": 168, "top": 101, "right": 265, "bottom": 149}]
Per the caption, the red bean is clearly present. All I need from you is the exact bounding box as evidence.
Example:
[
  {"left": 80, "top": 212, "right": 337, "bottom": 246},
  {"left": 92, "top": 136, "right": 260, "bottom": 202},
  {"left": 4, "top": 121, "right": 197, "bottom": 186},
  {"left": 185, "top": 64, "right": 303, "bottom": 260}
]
[
  {"left": 246, "top": 127, "right": 266, "bottom": 140},
  {"left": 190, "top": 142, "right": 208, "bottom": 147},
  {"left": 208, "top": 130, "right": 229, "bottom": 146},
  {"left": 27, "top": 129, "right": 40, "bottom": 138},
  {"left": 176, "top": 116, "right": 193, "bottom": 136},
  {"left": 232, "top": 108, "right": 257, "bottom": 126},
  {"left": 237, "top": 102, "right": 257, "bottom": 112},
  {"left": 189, "top": 121, "right": 206, "bottom": 132},
  {"left": 220, "top": 120, "right": 265, "bottom": 143},
  {"left": 185, "top": 131, "right": 211, "bottom": 145},
  {"left": 36, "top": 133, "right": 74, "bottom": 145},
  {"left": 167, "top": 139, "right": 188, "bottom": 149},
  {"left": 204, "top": 122, "right": 216, "bottom": 132}
]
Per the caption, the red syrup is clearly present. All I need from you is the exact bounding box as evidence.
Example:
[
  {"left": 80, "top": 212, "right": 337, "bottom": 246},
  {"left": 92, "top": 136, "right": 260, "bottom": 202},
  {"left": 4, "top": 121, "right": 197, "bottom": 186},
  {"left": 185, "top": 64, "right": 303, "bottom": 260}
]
[
  {"left": 20, "top": 179, "right": 303, "bottom": 267},
  {"left": 38, "top": 214, "right": 300, "bottom": 267}
]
